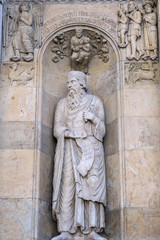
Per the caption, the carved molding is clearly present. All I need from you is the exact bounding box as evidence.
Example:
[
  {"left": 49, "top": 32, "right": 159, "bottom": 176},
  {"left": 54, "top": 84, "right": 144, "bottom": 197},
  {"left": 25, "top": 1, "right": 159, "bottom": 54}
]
[{"left": 5, "top": 0, "right": 145, "bottom": 3}]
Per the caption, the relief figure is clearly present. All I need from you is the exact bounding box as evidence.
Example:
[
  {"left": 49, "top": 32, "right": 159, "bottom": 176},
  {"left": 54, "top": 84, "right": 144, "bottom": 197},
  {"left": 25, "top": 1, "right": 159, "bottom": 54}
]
[
  {"left": 51, "top": 71, "right": 107, "bottom": 240},
  {"left": 142, "top": 0, "right": 158, "bottom": 60},
  {"left": 118, "top": 5, "right": 128, "bottom": 48},
  {"left": 127, "top": 1, "right": 144, "bottom": 60},
  {"left": 70, "top": 28, "right": 91, "bottom": 73},
  {"left": 11, "top": 3, "right": 33, "bottom": 62}
]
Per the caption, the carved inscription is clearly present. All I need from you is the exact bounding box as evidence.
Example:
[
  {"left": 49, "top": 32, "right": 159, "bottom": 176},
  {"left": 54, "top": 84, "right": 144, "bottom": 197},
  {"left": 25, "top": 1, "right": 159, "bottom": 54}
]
[
  {"left": 43, "top": 11, "right": 117, "bottom": 41},
  {"left": 125, "top": 61, "right": 159, "bottom": 85}
]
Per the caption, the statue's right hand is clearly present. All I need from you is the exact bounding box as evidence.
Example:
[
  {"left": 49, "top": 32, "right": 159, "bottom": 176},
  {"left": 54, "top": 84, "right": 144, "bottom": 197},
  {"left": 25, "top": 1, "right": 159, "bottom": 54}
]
[{"left": 64, "top": 130, "right": 75, "bottom": 139}]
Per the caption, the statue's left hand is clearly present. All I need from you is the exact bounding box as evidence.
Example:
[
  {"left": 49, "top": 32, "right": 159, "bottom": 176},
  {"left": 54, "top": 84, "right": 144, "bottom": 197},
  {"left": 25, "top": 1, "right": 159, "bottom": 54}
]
[{"left": 83, "top": 111, "right": 95, "bottom": 122}]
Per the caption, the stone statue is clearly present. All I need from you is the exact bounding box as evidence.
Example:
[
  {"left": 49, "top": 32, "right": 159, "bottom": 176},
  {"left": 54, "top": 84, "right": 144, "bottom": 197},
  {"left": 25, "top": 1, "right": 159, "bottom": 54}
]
[
  {"left": 118, "top": 4, "right": 128, "bottom": 48},
  {"left": 70, "top": 28, "right": 91, "bottom": 73},
  {"left": 142, "top": 0, "right": 158, "bottom": 60},
  {"left": 127, "top": 1, "right": 144, "bottom": 60},
  {"left": 10, "top": 3, "right": 34, "bottom": 62},
  {"left": 51, "top": 71, "right": 107, "bottom": 240}
]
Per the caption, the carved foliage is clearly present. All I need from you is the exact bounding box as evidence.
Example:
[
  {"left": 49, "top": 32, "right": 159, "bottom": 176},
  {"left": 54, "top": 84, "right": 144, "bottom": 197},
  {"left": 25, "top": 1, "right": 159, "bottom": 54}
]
[{"left": 51, "top": 29, "right": 110, "bottom": 73}]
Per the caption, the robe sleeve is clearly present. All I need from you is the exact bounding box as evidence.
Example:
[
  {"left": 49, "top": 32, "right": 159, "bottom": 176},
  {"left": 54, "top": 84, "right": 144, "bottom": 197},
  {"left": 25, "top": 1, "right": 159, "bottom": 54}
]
[{"left": 91, "top": 97, "right": 106, "bottom": 142}]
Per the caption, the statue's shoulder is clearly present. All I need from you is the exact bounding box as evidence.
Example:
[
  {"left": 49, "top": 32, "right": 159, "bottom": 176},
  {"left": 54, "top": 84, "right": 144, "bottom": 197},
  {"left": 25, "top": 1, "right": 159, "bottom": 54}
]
[
  {"left": 89, "top": 94, "right": 102, "bottom": 103},
  {"left": 56, "top": 98, "right": 66, "bottom": 108}
]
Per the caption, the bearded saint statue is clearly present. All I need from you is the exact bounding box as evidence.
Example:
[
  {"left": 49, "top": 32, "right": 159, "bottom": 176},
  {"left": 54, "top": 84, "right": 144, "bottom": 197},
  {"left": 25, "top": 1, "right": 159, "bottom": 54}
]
[{"left": 51, "top": 71, "right": 107, "bottom": 240}]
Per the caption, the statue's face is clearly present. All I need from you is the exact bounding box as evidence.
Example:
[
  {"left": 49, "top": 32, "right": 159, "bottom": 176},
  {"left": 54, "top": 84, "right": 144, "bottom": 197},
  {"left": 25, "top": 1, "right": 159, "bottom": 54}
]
[
  {"left": 67, "top": 77, "right": 80, "bottom": 92},
  {"left": 128, "top": 2, "right": 135, "bottom": 13},
  {"left": 19, "top": 4, "right": 29, "bottom": 12},
  {"left": 144, "top": 4, "right": 152, "bottom": 13},
  {"left": 76, "top": 29, "right": 83, "bottom": 38}
]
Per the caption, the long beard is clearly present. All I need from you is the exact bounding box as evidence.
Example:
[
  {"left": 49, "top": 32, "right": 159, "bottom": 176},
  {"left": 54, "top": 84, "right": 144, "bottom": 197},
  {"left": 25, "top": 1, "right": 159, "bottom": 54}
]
[{"left": 67, "top": 88, "right": 85, "bottom": 110}]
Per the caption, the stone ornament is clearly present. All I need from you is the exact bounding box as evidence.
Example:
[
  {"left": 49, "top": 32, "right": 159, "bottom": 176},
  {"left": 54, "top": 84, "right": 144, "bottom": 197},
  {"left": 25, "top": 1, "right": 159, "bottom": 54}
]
[
  {"left": 51, "top": 28, "right": 109, "bottom": 73},
  {"left": 118, "top": 0, "right": 158, "bottom": 61},
  {"left": 8, "top": 63, "right": 34, "bottom": 86},
  {"left": 4, "top": 2, "right": 43, "bottom": 62},
  {"left": 125, "top": 61, "right": 159, "bottom": 85},
  {"left": 51, "top": 71, "right": 107, "bottom": 240}
]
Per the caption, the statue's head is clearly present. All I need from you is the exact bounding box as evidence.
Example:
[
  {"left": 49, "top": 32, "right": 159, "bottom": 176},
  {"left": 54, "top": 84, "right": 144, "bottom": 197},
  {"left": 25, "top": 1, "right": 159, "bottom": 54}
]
[
  {"left": 128, "top": 1, "right": 137, "bottom": 13},
  {"left": 19, "top": 3, "right": 30, "bottom": 13},
  {"left": 75, "top": 27, "right": 83, "bottom": 38},
  {"left": 143, "top": 0, "right": 154, "bottom": 13},
  {"left": 67, "top": 71, "right": 87, "bottom": 92}
]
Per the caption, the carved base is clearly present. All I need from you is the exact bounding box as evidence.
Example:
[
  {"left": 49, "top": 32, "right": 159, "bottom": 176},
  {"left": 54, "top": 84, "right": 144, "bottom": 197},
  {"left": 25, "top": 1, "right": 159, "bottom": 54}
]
[{"left": 51, "top": 232, "right": 108, "bottom": 240}]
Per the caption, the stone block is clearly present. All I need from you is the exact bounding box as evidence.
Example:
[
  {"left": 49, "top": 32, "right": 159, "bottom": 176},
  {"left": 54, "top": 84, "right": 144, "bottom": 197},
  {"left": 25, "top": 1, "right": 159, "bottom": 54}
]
[
  {"left": 0, "top": 149, "right": 34, "bottom": 198},
  {"left": 0, "top": 87, "right": 36, "bottom": 122},
  {"left": 35, "top": 151, "right": 54, "bottom": 202},
  {"left": 125, "top": 149, "right": 160, "bottom": 208},
  {"left": 0, "top": 198, "right": 32, "bottom": 240},
  {"left": 105, "top": 154, "right": 120, "bottom": 211},
  {"left": 125, "top": 207, "right": 160, "bottom": 240},
  {"left": 37, "top": 200, "right": 58, "bottom": 240},
  {"left": 0, "top": 122, "right": 35, "bottom": 149},
  {"left": 124, "top": 88, "right": 160, "bottom": 117},
  {"left": 104, "top": 119, "right": 118, "bottom": 156},
  {"left": 41, "top": 90, "right": 60, "bottom": 128},
  {"left": 104, "top": 92, "right": 118, "bottom": 124},
  {"left": 36, "top": 122, "right": 55, "bottom": 155},
  {"left": 105, "top": 210, "right": 120, "bottom": 240},
  {"left": 124, "top": 116, "right": 160, "bottom": 150}
]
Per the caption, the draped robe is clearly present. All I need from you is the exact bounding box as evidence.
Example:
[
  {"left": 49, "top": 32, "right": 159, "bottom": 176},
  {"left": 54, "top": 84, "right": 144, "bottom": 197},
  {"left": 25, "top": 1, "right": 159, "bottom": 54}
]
[{"left": 52, "top": 94, "right": 106, "bottom": 234}]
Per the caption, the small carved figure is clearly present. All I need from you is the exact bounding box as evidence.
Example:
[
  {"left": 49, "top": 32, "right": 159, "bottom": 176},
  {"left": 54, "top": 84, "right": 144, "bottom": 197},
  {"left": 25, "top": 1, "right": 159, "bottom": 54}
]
[
  {"left": 9, "top": 64, "right": 34, "bottom": 85},
  {"left": 11, "top": 3, "right": 33, "bottom": 62},
  {"left": 142, "top": 0, "right": 158, "bottom": 60},
  {"left": 70, "top": 28, "right": 91, "bottom": 73},
  {"left": 118, "top": 5, "right": 128, "bottom": 48},
  {"left": 6, "top": 2, "right": 43, "bottom": 62},
  {"left": 51, "top": 71, "right": 107, "bottom": 240},
  {"left": 127, "top": 1, "right": 144, "bottom": 60}
]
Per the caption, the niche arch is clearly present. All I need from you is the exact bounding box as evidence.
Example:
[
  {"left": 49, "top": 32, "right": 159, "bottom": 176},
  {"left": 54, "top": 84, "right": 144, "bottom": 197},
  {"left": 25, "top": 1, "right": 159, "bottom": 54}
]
[{"left": 35, "top": 24, "right": 123, "bottom": 240}]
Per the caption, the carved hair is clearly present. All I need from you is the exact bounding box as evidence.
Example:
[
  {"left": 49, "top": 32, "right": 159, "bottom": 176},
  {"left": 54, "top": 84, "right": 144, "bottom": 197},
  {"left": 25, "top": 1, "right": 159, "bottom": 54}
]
[
  {"left": 19, "top": 3, "right": 30, "bottom": 13},
  {"left": 67, "top": 71, "right": 88, "bottom": 91}
]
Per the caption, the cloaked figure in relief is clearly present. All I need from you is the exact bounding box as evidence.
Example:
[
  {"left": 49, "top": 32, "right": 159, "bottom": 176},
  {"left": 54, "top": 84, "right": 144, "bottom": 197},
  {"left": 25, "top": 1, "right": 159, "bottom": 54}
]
[
  {"left": 127, "top": 1, "right": 144, "bottom": 60},
  {"left": 142, "top": 0, "right": 158, "bottom": 60},
  {"left": 10, "top": 3, "right": 33, "bottom": 62},
  {"left": 51, "top": 71, "right": 107, "bottom": 240},
  {"left": 70, "top": 28, "right": 91, "bottom": 73},
  {"left": 118, "top": 4, "right": 128, "bottom": 48}
]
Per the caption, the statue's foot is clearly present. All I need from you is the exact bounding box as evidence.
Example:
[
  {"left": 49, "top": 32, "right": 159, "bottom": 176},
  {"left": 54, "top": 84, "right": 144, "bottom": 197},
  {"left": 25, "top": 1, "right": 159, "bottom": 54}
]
[
  {"left": 87, "top": 231, "right": 107, "bottom": 240},
  {"left": 23, "top": 53, "right": 33, "bottom": 62},
  {"left": 151, "top": 55, "right": 158, "bottom": 60},
  {"left": 11, "top": 56, "right": 20, "bottom": 62},
  {"left": 51, "top": 232, "right": 73, "bottom": 240}
]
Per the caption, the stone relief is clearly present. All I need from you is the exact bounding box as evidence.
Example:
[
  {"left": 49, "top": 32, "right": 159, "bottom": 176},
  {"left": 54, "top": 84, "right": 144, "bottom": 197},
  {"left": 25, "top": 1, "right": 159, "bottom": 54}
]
[
  {"left": 52, "top": 71, "right": 107, "bottom": 240},
  {"left": 118, "top": 0, "right": 158, "bottom": 61},
  {"left": 125, "top": 61, "right": 159, "bottom": 85},
  {"left": 51, "top": 28, "right": 110, "bottom": 73},
  {"left": 3, "top": 2, "right": 43, "bottom": 62},
  {"left": 0, "top": 63, "right": 34, "bottom": 86},
  {"left": 9, "top": 64, "right": 34, "bottom": 86}
]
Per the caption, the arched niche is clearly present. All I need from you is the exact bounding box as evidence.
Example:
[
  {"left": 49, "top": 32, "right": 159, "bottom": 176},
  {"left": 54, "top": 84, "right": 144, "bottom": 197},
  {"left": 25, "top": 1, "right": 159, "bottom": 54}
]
[{"left": 35, "top": 25, "right": 122, "bottom": 240}]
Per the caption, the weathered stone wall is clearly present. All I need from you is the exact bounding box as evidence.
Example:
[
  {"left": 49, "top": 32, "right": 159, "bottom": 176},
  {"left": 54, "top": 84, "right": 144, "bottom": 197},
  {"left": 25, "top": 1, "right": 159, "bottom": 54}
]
[{"left": 0, "top": 1, "right": 160, "bottom": 240}]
